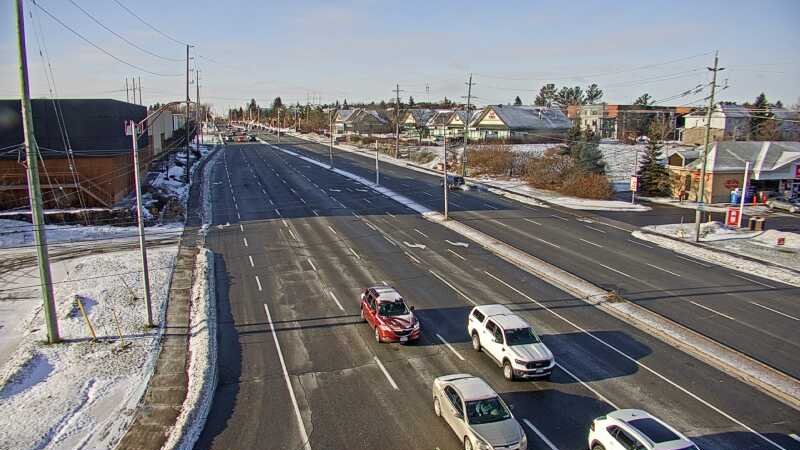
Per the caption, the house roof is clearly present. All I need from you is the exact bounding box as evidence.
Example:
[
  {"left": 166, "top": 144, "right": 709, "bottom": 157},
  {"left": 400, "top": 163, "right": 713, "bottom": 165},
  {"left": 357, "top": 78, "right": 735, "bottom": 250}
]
[
  {"left": 479, "top": 105, "right": 572, "bottom": 130},
  {"left": 687, "top": 103, "right": 751, "bottom": 118},
  {"left": 686, "top": 141, "right": 800, "bottom": 177},
  {"left": 427, "top": 110, "right": 454, "bottom": 127},
  {"left": 448, "top": 110, "right": 480, "bottom": 127},
  {"left": 336, "top": 109, "right": 356, "bottom": 122},
  {"left": 408, "top": 109, "right": 435, "bottom": 126}
]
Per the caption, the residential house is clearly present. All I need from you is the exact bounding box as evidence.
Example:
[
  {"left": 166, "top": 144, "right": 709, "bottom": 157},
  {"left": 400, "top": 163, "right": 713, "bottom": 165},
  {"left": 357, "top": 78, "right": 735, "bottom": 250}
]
[
  {"left": 666, "top": 141, "right": 800, "bottom": 203},
  {"left": 772, "top": 107, "right": 800, "bottom": 141},
  {"left": 333, "top": 109, "right": 357, "bottom": 134},
  {"left": 346, "top": 109, "right": 392, "bottom": 135},
  {"left": 445, "top": 110, "right": 480, "bottom": 139},
  {"left": 0, "top": 99, "right": 148, "bottom": 209},
  {"left": 398, "top": 109, "right": 435, "bottom": 137},
  {"left": 682, "top": 103, "right": 751, "bottom": 145},
  {"left": 427, "top": 110, "right": 455, "bottom": 139},
  {"left": 469, "top": 105, "right": 572, "bottom": 142},
  {"left": 576, "top": 104, "right": 687, "bottom": 141}
]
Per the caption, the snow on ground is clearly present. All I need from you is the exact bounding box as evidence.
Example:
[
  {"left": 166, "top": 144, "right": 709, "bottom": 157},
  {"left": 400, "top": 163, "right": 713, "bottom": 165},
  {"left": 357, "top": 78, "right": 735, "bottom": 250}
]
[
  {"left": 640, "top": 221, "right": 800, "bottom": 271},
  {"left": 0, "top": 219, "right": 183, "bottom": 250},
  {"left": 0, "top": 245, "right": 178, "bottom": 450}
]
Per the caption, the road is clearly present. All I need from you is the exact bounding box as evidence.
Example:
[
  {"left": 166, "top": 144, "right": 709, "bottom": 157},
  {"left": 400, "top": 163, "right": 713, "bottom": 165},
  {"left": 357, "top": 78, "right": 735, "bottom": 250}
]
[
  {"left": 196, "top": 140, "right": 800, "bottom": 450},
  {"left": 260, "top": 132, "right": 800, "bottom": 381}
]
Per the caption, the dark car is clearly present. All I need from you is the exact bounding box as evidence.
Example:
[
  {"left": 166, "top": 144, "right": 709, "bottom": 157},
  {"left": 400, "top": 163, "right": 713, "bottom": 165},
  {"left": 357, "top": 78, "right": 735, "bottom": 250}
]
[{"left": 440, "top": 174, "right": 465, "bottom": 190}]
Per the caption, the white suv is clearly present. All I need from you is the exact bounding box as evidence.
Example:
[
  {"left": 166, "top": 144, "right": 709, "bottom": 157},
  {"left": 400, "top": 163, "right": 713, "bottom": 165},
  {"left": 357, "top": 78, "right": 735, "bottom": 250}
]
[
  {"left": 588, "top": 409, "right": 699, "bottom": 450},
  {"left": 467, "top": 305, "right": 554, "bottom": 380}
]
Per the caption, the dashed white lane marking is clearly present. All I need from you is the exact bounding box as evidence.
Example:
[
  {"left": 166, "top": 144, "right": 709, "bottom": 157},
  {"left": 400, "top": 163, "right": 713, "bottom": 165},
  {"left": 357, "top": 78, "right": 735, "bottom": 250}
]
[
  {"left": 364, "top": 221, "right": 377, "bottom": 231},
  {"left": 236, "top": 211, "right": 241, "bottom": 219},
  {"left": 382, "top": 234, "right": 398, "bottom": 246},
  {"left": 274, "top": 208, "right": 282, "bottom": 217},
  {"left": 584, "top": 225, "right": 607, "bottom": 233},
  {"left": 523, "top": 218, "right": 541, "bottom": 225},
  {"left": 386, "top": 212, "right": 396, "bottom": 218},
  {"left": 381, "top": 280, "right": 389, "bottom": 286},
  {"left": 404, "top": 251, "right": 421, "bottom": 264},
  {"left": 249, "top": 255, "right": 255, "bottom": 267},
  {"left": 749, "top": 302, "right": 799, "bottom": 321},
  {"left": 598, "top": 262, "right": 632, "bottom": 278},
  {"left": 414, "top": 229, "right": 429, "bottom": 238},
  {"left": 484, "top": 203, "right": 499, "bottom": 209},
  {"left": 363, "top": 198, "right": 372, "bottom": 204},
  {"left": 447, "top": 249, "right": 466, "bottom": 261},
  {"left": 300, "top": 198, "right": 306, "bottom": 204},
  {"left": 533, "top": 236, "right": 561, "bottom": 248},
  {"left": 262, "top": 303, "right": 311, "bottom": 449},
  {"left": 352, "top": 212, "right": 361, "bottom": 219},
  {"left": 307, "top": 258, "right": 317, "bottom": 272},
  {"left": 268, "top": 199, "right": 274, "bottom": 205},
  {"left": 436, "top": 334, "right": 465, "bottom": 361},
  {"left": 240, "top": 224, "right": 244, "bottom": 232},
  {"left": 732, "top": 273, "right": 775, "bottom": 289},
  {"left": 627, "top": 238, "right": 654, "bottom": 249},
  {"left": 371, "top": 355, "right": 401, "bottom": 392},
  {"left": 328, "top": 225, "right": 337, "bottom": 235},
  {"left": 647, "top": 263, "right": 682, "bottom": 277},
  {"left": 523, "top": 419, "right": 560, "bottom": 450},
  {"left": 243, "top": 237, "right": 249, "bottom": 247},
  {"left": 428, "top": 270, "right": 477, "bottom": 306},
  {"left": 312, "top": 209, "right": 319, "bottom": 217},
  {"left": 690, "top": 301, "right": 737, "bottom": 321},
  {"left": 422, "top": 192, "right": 433, "bottom": 197},
  {"left": 674, "top": 254, "right": 710, "bottom": 267},
  {"left": 348, "top": 247, "right": 361, "bottom": 259},
  {"left": 255, "top": 275, "right": 262, "bottom": 291},
  {"left": 580, "top": 238, "right": 603, "bottom": 248},
  {"left": 288, "top": 229, "right": 298, "bottom": 240},
  {"left": 551, "top": 214, "right": 569, "bottom": 221}
]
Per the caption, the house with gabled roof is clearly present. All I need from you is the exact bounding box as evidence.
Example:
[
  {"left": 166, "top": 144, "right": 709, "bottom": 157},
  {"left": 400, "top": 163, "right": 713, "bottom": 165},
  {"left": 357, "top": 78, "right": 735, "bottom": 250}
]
[
  {"left": 469, "top": 105, "right": 572, "bottom": 142},
  {"left": 445, "top": 110, "right": 480, "bottom": 138},
  {"left": 683, "top": 103, "right": 752, "bottom": 145},
  {"left": 426, "top": 110, "right": 455, "bottom": 138},
  {"left": 398, "top": 109, "right": 435, "bottom": 138}
]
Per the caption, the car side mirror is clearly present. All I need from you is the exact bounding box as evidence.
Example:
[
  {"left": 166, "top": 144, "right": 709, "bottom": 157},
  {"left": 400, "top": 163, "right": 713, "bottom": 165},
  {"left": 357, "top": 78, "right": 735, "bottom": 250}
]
[{"left": 409, "top": 305, "right": 415, "bottom": 311}]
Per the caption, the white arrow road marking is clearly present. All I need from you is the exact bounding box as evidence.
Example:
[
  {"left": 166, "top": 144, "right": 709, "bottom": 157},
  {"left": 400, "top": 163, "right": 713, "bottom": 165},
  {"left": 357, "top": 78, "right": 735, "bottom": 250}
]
[
  {"left": 445, "top": 240, "right": 469, "bottom": 248},
  {"left": 404, "top": 242, "right": 427, "bottom": 249}
]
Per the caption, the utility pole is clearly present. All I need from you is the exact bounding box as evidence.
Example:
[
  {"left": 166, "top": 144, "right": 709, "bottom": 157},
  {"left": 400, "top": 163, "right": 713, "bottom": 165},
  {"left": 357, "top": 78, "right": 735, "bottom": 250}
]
[
  {"left": 426, "top": 83, "right": 430, "bottom": 104},
  {"left": 195, "top": 70, "right": 200, "bottom": 147},
  {"left": 16, "top": 0, "right": 59, "bottom": 343},
  {"left": 138, "top": 76, "right": 142, "bottom": 105},
  {"left": 393, "top": 84, "right": 403, "bottom": 158},
  {"left": 184, "top": 44, "right": 190, "bottom": 182},
  {"left": 442, "top": 133, "right": 449, "bottom": 220},
  {"left": 127, "top": 120, "right": 154, "bottom": 327},
  {"left": 328, "top": 111, "right": 334, "bottom": 168},
  {"left": 694, "top": 51, "right": 723, "bottom": 242},
  {"left": 277, "top": 108, "right": 281, "bottom": 143},
  {"left": 462, "top": 74, "right": 474, "bottom": 177},
  {"left": 125, "top": 77, "right": 130, "bottom": 103}
]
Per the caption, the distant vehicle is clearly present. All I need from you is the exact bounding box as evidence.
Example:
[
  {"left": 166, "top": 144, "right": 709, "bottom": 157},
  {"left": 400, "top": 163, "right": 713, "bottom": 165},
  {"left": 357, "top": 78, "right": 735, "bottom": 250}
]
[
  {"left": 432, "top": 374, "right": 527, "bottom": 450},
  {"left": 767, "top": 196, "right": 799, "bottom": 214},
  {"left": 588, "top": 409, "right": 699, "bottom": 450},
  {"left": 441, "top": 174, "right": 466, "bottom": 190},
  {"left": 467, "top": 304, "right": 554, "bottom": 380},
  {"left": 360, "top": 286, "right": 420, "bottom": 343},
  {"left": 248, "top": 134, "right": 257, "bottom": 142}
]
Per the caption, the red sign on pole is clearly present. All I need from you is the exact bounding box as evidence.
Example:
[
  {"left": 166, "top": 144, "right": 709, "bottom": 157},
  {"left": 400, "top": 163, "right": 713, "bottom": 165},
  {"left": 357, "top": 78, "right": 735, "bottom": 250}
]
[
  {"left": 630, "top": 176, "right": 639, "bottom": 192},
  {"left": 795, "top": 165, "right": 800, "bottom": 178},
  {"left": 725, "top": 207, "right": 740, "bottom": 227}
]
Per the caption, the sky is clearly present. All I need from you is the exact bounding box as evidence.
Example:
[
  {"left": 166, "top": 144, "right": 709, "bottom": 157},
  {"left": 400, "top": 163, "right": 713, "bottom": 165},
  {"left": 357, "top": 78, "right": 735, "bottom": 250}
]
[{"left": 1, "top": 0, "right": 799, "bottom": 115}]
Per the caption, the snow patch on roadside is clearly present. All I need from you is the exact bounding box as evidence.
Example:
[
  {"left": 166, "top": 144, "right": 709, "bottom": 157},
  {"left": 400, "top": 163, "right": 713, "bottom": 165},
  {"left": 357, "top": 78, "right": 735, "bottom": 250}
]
[
  {"left": 161, "top": 248, "right": 217, "bottom": 450},
  {"left": 0, "top": 219, "right": 183, "bottom": 250}
]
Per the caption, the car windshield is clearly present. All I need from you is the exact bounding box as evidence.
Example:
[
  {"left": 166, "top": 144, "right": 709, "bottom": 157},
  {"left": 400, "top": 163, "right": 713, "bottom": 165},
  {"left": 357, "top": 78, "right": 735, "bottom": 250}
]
[
  {"left": 378, "top": 301, "right": 408, "bottom": 317},
  {"left": 465, "top": 397, "right": 511, "bottom": 424},
  {"left": 504, "top": 327, "right": 540, "bottom": 345}
]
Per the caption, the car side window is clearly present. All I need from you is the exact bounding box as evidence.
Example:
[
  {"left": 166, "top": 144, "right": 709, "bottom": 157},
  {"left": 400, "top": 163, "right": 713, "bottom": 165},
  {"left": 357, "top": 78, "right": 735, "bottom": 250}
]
[
  {"left": 613, "top": 427, "right": 642, "bottom": 450},
  {"left": 443, "top": 386, "right": 462, "bottom": 414},
  {"left": 367, "top": 293, "right": 376, "bottom": 311},
  {"left": 485, "top": 320, "right": 496, "bottom": 334},
  {"left": 472, "top": 309, "right": 485, "bottom": 323},
  {"left": 493, "top": 325, "right": 504, "bottom": 344}
]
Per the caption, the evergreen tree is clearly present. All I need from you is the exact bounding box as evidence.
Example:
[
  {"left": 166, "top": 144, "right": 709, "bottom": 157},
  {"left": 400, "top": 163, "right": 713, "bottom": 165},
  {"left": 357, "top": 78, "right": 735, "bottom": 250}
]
[
  {"left": 271, "top": 97, "right": 283, "bottom": 111},
  {"left": 636, "top": 119, "right": 672, "bottom": 195},
  {"left": 585, "top": 84, "right": 603, "bottom": 104},
  {"left": 564, "top": 124, "right": 605, "bottom": 174},
  {"left": 343, "top": 99, "right": 349, "bottom": 109},
  {"left": 514, "top": 96, "right": 523, "bottom": 106},
  {"left": 775, "top": 100, "right": 784, "bottom": 108},
  {"left": 633, "top": 93, "right": 652, "bottom": 107},
  {"left": 555, "top": 86, "right": 585, "bottom": 106},
  {"left": 750, "top": 93, "right": 772, "bottom": 136},
  {"left": 408, "top": 96, "right": 415, "bottom": 107},
  {"left": 534, "top": 84, "right": 557, "bottom": 106}
]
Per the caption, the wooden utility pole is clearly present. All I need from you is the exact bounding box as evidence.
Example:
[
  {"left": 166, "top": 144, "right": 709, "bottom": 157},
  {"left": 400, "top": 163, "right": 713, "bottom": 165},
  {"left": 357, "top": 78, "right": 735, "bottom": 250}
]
[
  {"left": 196, "top": 69, "right": 200, "bottom": 147},
  {"left": 125, "top": 77, "right": 130, "bottom": 103},
  {"left": 15, "top": 0, "right": 59, "bottom": 343},
  {"left": 393, "top": 84, "right": 404, "bottom": 158},
  {"left": 138, "top": 76, "right": 142, "bottom": 105},
  {"left": 442, "top": 133, "right": 449, "bottom": 221},
  {"left": 694, "top": 51, "right": 723, "bottom": 242},
  {"left": 127, "top": 120, "right": 153, "bottom": 327},
  {"left": 329, "top": 112, "right": 334, "bottom": 168},
  {"left": 462, "top": 74, "right": 474, "bottom": 177},
  {"left": 185, "top": 44, "right": 190, "bottom": 182}
]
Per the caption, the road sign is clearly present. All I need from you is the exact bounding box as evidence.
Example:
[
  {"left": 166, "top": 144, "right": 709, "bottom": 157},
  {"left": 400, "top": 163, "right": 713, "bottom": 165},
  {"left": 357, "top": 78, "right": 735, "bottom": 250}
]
[
  {"left": 124, "top": 121, "right": 143, "bottom": 136},
  {"left": 630, "top": 176, "right": 639, "bottom": 192},
  {"left": 725, "top": 207, "right": 740, "bottom": 227}
]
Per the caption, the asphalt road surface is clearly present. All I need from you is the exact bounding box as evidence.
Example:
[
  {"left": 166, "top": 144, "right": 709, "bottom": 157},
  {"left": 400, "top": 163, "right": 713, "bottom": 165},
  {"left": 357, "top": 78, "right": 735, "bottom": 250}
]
[{"left": 195, "top": 140, "right": 800, "bottom": 450}]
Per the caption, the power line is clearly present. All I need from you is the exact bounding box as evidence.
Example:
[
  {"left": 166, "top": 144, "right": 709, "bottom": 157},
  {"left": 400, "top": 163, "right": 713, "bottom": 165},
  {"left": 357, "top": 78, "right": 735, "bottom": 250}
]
[
  {"left": 66, "top": 0, "right": 183, "bottom": 62},
  {"left": 109, "top": 0, "right": 188, "bottom": 47},
  {"left": 30, "top": 0, "right": 182, "bottom": 77}
]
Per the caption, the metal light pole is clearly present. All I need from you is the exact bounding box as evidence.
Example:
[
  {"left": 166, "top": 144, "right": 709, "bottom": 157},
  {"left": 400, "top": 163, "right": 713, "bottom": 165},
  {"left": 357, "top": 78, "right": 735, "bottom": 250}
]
[
  {"left": 329, "top": 112, "right": 334, "bottom": 168},
  {"left": 443, "top": 134, "right": 449, "bottom": 220},
  {"left": 127, "top": 121, "right": 154, "bottom": 327},
  {"left": 694, "top": 51, "right": 722, "bottom": 242},
  {"left": 737, "top": 160, "right": 750, "bottom": 228},
  {"left": 16, "top": 0, "right": 59, "bottom": 343},
  {"left": 462, "top": 74, "right": 473, "bottom": 177}
]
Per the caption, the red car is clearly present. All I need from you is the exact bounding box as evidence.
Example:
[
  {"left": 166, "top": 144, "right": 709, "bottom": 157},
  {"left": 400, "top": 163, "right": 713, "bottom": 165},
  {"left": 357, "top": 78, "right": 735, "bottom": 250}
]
[{"left": 360, "top": 286, "right": 421, "bottom": 343}]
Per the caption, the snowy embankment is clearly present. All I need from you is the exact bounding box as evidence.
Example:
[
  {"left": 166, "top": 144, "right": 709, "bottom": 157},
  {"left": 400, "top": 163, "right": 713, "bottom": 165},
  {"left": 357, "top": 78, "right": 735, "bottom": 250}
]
[
  {"left": 0, "top": 246, "right": 177, "bottom": 450},
  {"left": 635, "top": 222, "right": 800, "bottom": 281},
  {"left": 0, "top": 219, "right": 183, "bottom": 250},
  {"left": 161, "top": 248, "right": 217, "bottom": 450},
  {"left": 270, "top": 141, "right": 800, "bottom": 410}
]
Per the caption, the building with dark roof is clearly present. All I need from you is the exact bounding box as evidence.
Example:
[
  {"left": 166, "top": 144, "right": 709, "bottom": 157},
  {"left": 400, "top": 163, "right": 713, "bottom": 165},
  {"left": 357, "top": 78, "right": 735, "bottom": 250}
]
[{"left": 470, "top": 105, "right": 572, "bottom": 142}]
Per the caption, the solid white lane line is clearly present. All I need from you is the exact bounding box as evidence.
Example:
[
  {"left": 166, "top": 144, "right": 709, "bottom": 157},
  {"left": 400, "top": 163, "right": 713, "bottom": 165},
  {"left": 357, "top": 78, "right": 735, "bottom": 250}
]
[
  {"left": 690, "top": 301, "right": 736, "bottom": 321},
  {"left": 243, "top": 237, "right": 249, "bottom": 247},
  {"left": 674, "top": 254, "right": 711, "bottom": 267},
  {"left": 249, "top": 255, "right": 255, "bottom": 267},
  {"left": 447, "top": 249, "right": 466, "bottom": 261},
  {"left": 436, "top": 334, "right": 465, "bottom": 361},
  {"left": 584, "top": 225, "right": 607, "bottom": 233},
  {"left": 348, "top": 247, "right": 361, "bottom": 259},
  {"left": 523, "top": 419, "right": 560, "bottom": 450},
  {"left": 428, "top": 270, "right": 477, "bottom": 305},
  {"left": 450, "top": 201, "right": 463, "bottom": 208},
  {"left": 307, "top": 258, "right": 317, "bottom": 272},
  {"left": 732, "top": 273, "right": 775, "bottom": 289},
  {"left": 374, "top": 356, "right": 399, "bottom": 390},
  {"left": 288, "top": 229, "right": 297, "bottom": 240},
  {"left": 647, "top": 263, "right": 682, "bottom": 277},
  {"left": 482, "top": 270, "right": 787, "bottom": 450},
  {"left": 262, "top": 303, "right": 311, "bottom": 449},
  {"left": 598, "top": 263, "right": 632, "bottom": 278},
  {"left": 255, "top": 276, "right": 262, "bottom": 291},
  {"left": 750, "top": 302, "right": 800, "bottom": 321},
  {"left": 404, "top": 251, "right": 421, "bottom": 264},
  {"left": 415, "top": 229, "right": 429, "bottom": 238},
  {"left": 627, "top": 238, "right": 654, "bottom": 249},
  {"left": 580, "top": 238, "right": 603, "bottom": 248},
  {"left": 523, "top": 218, "right": 541, "bottom": 225},
  {"left": 328, "top": 225, "right": 337, "bottom": 235},
  {"left": 329, "top": 291, "right": 345, "bottom": 311}
]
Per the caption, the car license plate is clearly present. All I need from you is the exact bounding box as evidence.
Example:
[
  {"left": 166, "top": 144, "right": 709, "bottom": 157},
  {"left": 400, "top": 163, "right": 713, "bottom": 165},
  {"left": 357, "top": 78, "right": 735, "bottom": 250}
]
[
  {"left": 400, "top": 336, "right": 408, "bottom": 342},
  {"left": 534, "top": 369, "right": 542, "bottom": 373}
]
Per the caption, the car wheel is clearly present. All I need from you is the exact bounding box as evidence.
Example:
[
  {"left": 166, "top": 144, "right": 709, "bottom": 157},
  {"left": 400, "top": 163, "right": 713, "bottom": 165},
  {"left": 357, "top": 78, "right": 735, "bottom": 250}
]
[
  {"left": 433, "top": 397, "right": 441, "bottom": 417},
  {"left": 503, "top": 360, "right": 514, "bottom": 381},
  {"left": 471, "top": 333, "right": 481, "bottom": 352},
  {"left": 592, "top": 444, "right": 605, "bottom": 450},
  {"left": 375, "top": 327, "right": 382, "bottom": 343},
  {"left": 464, "top": 437, "right": 473, "bottom": 450}
]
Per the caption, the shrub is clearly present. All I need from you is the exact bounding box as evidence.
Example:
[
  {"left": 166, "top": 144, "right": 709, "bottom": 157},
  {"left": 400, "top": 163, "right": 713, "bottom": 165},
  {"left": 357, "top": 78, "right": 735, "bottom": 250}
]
[
  {"left": 558, "top": 171, "right": 614, "bottom": 199},
  {"left": 467, "top": 144, "right": 514, "bottom": 176},
  {"left": 523, "top": 155, "right": 575, "bottom": 190}
]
